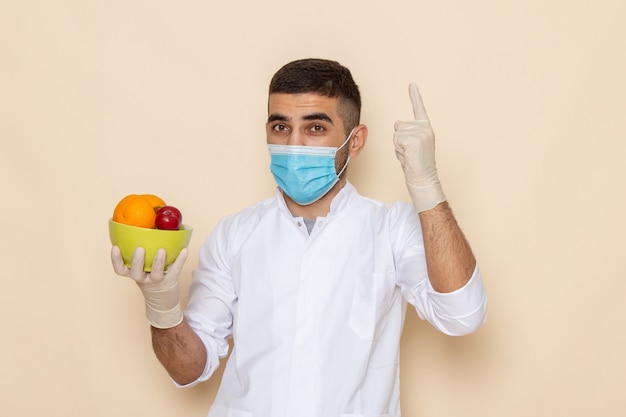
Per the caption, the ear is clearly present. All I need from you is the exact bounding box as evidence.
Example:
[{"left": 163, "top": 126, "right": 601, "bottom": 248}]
[{"left": 348, "top": 124, "right": 368, "bottom": 157}]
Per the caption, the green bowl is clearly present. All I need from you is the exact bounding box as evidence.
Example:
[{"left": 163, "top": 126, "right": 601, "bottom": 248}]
[{"left": 109, "top": 219, "right": 193, "bottom": 272}]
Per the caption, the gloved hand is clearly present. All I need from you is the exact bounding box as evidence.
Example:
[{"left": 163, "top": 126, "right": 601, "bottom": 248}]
[
  {"left": 393, "top": 83, "right": 446, "bottom": 212},
  {"left": 111, "top": 246, "right": 188, "bottom": 329}
]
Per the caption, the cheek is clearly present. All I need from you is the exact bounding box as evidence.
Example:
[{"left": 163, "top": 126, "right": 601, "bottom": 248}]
[
  {"left": 266, "top": 130, "right": 288, "bottom": 145},
  {"left": 334, "top": 146, "right": 350, "bottom": 173}
]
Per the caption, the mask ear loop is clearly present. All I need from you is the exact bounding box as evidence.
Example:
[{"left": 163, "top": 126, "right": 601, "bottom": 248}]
[
  {"left": 337, "top": 156, "right": 350, "bottom": 177},
  {"left": 337, "top": 127, "right": 356, "bottom": 152},
  {"left": 336, "top": 127, "right": 356, "bottom": 177}
]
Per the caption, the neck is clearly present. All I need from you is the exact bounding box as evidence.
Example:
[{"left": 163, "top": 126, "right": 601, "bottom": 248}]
[{"left": 284, "top": 177, "right": 347, "bottom": 219}]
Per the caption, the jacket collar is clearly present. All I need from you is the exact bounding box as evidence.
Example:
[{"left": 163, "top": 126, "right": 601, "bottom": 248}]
[{"left": 274, "top": 181, "right": 356, "bottom": 220}]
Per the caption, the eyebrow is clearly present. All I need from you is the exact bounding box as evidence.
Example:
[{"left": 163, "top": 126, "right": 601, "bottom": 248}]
[
  {"left": 304, "top": 112, "right": 334, "bottom": 124},
  {"left": 267, "top": 112, "right": 334, "bottom": 125}
]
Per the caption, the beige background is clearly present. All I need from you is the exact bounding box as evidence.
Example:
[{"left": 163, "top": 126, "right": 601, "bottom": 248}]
[{"left": 1, "top": 1, "right": 625, "bottom": 416}]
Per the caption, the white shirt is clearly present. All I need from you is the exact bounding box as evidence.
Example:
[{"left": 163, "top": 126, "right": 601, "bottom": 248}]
[{"left": 183, "top": 182, "right": 487, "bottom": 417}]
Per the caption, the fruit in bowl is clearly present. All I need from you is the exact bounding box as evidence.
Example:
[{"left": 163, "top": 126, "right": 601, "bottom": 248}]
[
  {"left": 109, "top": 194, "right": 192, "bottom": 271},
  {"left": 155, "top": 206, "right": 183, "bottom": 230}
]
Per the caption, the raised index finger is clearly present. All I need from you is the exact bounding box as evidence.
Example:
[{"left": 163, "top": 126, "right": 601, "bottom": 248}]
[{"left": 409, "top": 82, "right": 429, "bottom": 121}]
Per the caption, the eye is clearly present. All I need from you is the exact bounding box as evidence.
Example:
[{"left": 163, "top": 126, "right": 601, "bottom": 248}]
[
  {"left": 272, "top": 123, "right": 289, "bottom": 132},
  {"left": 309, "top": 124, "right": 325, "bottom": 133}
]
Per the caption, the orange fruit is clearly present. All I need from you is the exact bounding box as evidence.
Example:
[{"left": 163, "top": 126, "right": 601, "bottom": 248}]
[
  {"left": 140, "top": 194, "right": 166, "bottom": 209},
  {"left": 113, "top": 194, "right": 167, "bottom": 229}
]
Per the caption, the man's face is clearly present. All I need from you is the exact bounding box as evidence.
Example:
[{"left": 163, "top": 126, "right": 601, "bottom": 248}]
[
  {"left": 266, "top": 93, "right": 350, "bottom": 173},
  {"left": 266, "top": 93, "right": 348, "bottom": 148}
]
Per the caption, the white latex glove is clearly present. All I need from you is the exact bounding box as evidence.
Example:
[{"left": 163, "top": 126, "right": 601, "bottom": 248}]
[
  {"left": 111, "top": 246, "right": 188, "bottom": 329},
  {"left": 393, "top": 83, "right": 446, "bottom": 212}
]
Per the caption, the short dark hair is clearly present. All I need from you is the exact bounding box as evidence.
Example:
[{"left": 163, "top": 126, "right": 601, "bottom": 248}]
[{"left": 269, "top": 58, "right": 361, "bottom": 134}]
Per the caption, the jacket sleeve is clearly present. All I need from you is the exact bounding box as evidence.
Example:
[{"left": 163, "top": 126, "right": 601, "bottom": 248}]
[{"left": 179, "top": 219, "right": 238, "bottom": 387}]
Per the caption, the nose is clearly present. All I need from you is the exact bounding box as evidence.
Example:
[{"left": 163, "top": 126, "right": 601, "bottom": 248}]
[{"left": 287, "top": 129, "right": 306, "bottom": 146}]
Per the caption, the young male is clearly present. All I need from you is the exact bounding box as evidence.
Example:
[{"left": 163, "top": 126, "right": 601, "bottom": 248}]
[{"left": 112, "top": 58, "right": 487, "bottom": 417}]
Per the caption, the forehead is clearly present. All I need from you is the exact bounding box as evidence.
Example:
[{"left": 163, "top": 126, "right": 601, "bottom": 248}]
[{"left": 267, "top": 93, "right": 340, "bottom": 119}]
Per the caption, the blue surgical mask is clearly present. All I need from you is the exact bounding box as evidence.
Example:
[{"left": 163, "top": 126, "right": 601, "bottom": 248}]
[{"left": 268, "top": 129, "right": 354, "bottom": 205}]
